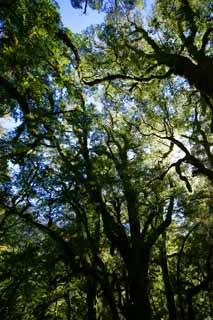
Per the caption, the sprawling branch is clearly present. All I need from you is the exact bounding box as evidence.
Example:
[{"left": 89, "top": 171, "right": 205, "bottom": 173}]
[
  {"left": 146, "top": 196, "right": 174, "bottom": 249},
  {"left": 130, "top": 22, "right": 160, "bottom": 52},
  {"left": 86, "top": 14, "right": 213, "bottom": 100},
  {"left": 84, "top": 70, "right": 172, "bottom": 86},
  {"left": 175, "top": 158, "right": 192, "bottom": 192},
  {"left": 0, "top": 76, "right": 30, "bottom": 115},
  {"left": 179, "top": 0, "right": 198, "bottom": 46},
  {"left": 5, "top": 205, "right": 76, "bottom": 262},
  {"left": 84, "top": 162, "right": 131, "bottom": 265},
  {"left": 169, "top": 137, "right": 213, "bottom": 180},
  {"left": 56, "top": 29, "right": 80, "bottom": 66},
  {"left": 200, "top": 27, "right": 213, "bottom": 55},
  {"left": 59, "top": 105, "right": 131, "bottom": 265}
]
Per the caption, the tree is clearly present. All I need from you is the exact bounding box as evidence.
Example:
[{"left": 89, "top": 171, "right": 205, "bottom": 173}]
[
  {"left": 0, "top": 0, "right": 212, "bottom": 319},
  {"left": 82, "top": 0, "right": 213, "bottom": 123}
]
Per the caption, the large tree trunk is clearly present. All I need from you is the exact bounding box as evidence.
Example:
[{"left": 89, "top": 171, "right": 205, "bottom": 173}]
[
  {"left": 159, "top": 234, "right": 177, "bottom": 320},
  {"left": 126, "top": 247, "right": 151, "bottom": 320},
  {"left": 87, "top": 278, "right": 97, "bottom": 320},
  {"left": 207, "top": 182, "right": 213, "bottom": 315},
  {"left": 0, "top": 0, "right": 16, "bottom": 6}
]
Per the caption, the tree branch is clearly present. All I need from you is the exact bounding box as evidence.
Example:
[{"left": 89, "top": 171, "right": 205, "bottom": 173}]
[
  {"left": 56, "top": 29, "right": 80, "bottom": 66},
  {"left": 200, "top": 27, "right": 213, "bottom": 54},
  {"left": 175, "top": 159, "right": 192, "bottom": 192},
  {"left": 84, "top": 70, "right": 172, "bottom": 86},
  {"left": 146, "top": 196, "right": 174, "bottom": 249},
  {"left": 0, "top": 76, "right": 30, "bottom": 115}
]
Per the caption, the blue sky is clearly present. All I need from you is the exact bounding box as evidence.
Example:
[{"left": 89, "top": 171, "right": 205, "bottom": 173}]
[
  {"left": 56, "top": 1, "right": 155, "bottom": 32},
  {"left": 57, "top": 0, "right": 105, "bottom": 33}
]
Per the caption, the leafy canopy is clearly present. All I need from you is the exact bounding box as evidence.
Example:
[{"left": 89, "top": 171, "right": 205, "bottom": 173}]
[{"left": 0, "top": 0, "right": 213, "bottom": 320}]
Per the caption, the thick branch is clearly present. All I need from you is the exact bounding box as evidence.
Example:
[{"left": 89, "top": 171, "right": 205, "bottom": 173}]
[
  {"left": 84, "top": 70, "right": 172, "bottom": 86},
  {"left": 74, "top": 118, "right": 131, "bottom": 265},
  {"left": 0, "top": 76, "right": 30, "bottom": 115},
  {"left": 146, "top": 196, "right": 174, "bottom": 249},
  {"left": 200, "top": 27, "right": 213, "bottom": 54},
  {"left": 179, "top": 0, "right": 198, "bottom": 45},
  {"left": 56, "top": 29, "right": 80, "bottom": 66},
  {"left": 131, "top": 23, "right": 160, "bottom": 52},
  {"left": 168, "top": 137, "right": 213, "bottom": 180},
  {"left": 7, "top": 206, "right": 76, "bottom": 262},
  {"left": 175, "top": 159, "right": 192, "bottom": 192}
]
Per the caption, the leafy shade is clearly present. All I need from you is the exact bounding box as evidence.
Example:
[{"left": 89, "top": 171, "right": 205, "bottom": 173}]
[{"left": 0, "top": 1, "right": 213, "bottom": 320}]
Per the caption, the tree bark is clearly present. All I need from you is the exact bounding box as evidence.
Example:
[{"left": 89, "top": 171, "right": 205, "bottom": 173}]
[
  {"left": 87, "top": 278, "right": 97, "bottom": 320},
  {"left": 159, "top": 234, "right": 177, "bottom": 320},
  {"left": 126, "top": 247, "right": 151, "bottom": 320}
]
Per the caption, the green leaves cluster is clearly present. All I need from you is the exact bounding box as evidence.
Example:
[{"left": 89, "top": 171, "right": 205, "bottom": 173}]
[{"left": 0, "top": 0, "right": 213, "bottom": 319}]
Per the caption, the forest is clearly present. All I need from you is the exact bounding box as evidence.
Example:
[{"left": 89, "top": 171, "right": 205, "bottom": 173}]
[{"left": 0, "top": 0, "right": 213, "bottom": 319}]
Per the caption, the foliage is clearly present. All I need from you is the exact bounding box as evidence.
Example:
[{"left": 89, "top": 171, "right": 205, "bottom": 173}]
[{"left": 0, "top": 0, "right": 213, "bottom": 319}]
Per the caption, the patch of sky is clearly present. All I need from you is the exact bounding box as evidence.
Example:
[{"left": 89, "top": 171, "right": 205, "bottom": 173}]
[
  {"left": 8, "top": 160, "right": 20, "bottom": 174},
  {"left": 57, "top": 0, "right": 105, "bottom": 33},
  {"left": 0, "top": 104, "right": 24, "bottom": 138},
  {"left": 0, "top": 116, "right": 20, "bottom": 133},
  {"left": 123, "top": 222, "right": 130, "bottom": 232},
  {"left": 142, "top": 0, "right": 155, "bottom": 24},
  {"left": 127, "top": 150, "right": 136, "bottom": 161},
  {"left": 169, "top": 143, "right": 185, "bottom": 163},
  {"left": 87, "top": 93, "right": 104, "bottom": 113},
  {"left": 0, "top": 20, "right": 5, "bottom": 38}
]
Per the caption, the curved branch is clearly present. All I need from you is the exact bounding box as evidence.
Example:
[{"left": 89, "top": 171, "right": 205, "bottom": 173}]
[
  {"left": 84, "top": 70, "right": 172, "bottom": 86},
  {"left": 168, "top": 137, "right": 213, "bottom": 180},
  {"left": 175, "top": 159, "right": 192, "bottom": 192},
  {"left": 146, "top": 196, "right": 174, "bottom": 249},
  {"left": 179, "top": 0, "right": 198, "bottom": 45},
  {"left": 6, "top": 206, "right": 76, "bottom": 262},
  {"left": 130, "top": 22, "right": 160, "bottom": 52},
  {"left": 0, "top": 76, "right": 30, "bottom": 115},
  {"left": 56, "top": 29, "right": 80, "bottom": 66},
  {"left": 200, "top": 27, "right": 213, "bottom": 54}
]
